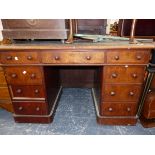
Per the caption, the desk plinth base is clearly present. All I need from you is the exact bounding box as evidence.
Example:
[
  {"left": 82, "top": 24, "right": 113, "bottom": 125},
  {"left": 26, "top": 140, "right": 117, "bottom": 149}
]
[
  {"left": 97, "top": 117, "right": 137, "bottom": 126},
  {"left": 140, "top": 116, "right": 155, "bottom": 128}
]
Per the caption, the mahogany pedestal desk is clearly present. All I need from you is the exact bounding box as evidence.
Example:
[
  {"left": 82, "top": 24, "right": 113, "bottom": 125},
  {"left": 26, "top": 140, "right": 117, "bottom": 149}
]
[{"left": 0, "top": 41, "right": 154, "bottom": 125}]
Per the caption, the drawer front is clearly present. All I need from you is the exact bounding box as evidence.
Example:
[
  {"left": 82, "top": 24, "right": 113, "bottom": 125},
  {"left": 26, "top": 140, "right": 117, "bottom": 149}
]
[
  {"left": 107, "top": 50, "right": 150, "bottom": 64},
  {"left": 143, "top": 92, "right": 155, "bottom": 119},
  {"left": 10, "top": 85, "right": 46, "bottom": 99},
  {"left": 4, "top": 67, "right": 43, "bottom": 85},
  {"left": 103, "top": 84, "right": 142, "bottom": 102},
  {"left": 0, "top": 51, "right": 40, "bottom": 64},
  {"left": 104, "top": 66, "right": 146, "bottom": 83},
  {"left": 13, "top": 101, "right": 48, "bottom": 115},
  {"left": 0, "top": 67, "right": 3, "bottom": 71},
  {"left": 0, "top": 71, "right": 7, "bottom": 84},
  {"left": 41, "top": 51, "right": 105, "bottom": 64},
  {"left": 100, "top": 102, "right": 137, "bottom": 116},
  {"left": 0, "top": 87, "right": 10, "bottom": 99}
]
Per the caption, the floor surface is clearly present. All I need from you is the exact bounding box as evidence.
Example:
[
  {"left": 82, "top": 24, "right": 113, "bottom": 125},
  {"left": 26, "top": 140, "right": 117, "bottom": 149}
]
[{"left": 0, "top": 88, "right": 155, "bottom": 135}]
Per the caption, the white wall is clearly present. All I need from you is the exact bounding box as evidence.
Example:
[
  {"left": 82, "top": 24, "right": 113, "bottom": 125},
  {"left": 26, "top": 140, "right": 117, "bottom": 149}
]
[{"left": 0, "top": 20, "right": 3, "bottom": 41}]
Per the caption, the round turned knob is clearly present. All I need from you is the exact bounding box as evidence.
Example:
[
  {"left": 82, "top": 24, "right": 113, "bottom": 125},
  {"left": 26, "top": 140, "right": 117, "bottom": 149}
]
[
  {"left": 86, "top": 56, "right": 91, "bottom": 60},
  {"left": 54, "top": 56, "right": 60, "bottom": 60},
  {"left": 127, "top": 107, "right": 131, "bottom": 112},
  {"left": 129, "top": 91, "right": 134, "bottom": 96},
  {"left": 27, "top": 56, "right": 33, "bottom": 60},
  {"left": 16, "top": 89, "right": 22, "bottom": 94},
  {"left": 36, "top": 107, "right": 40, "bottom": 111},
  {"left": 114, "top": 55, "right": 119, "bottom": 60},
  {"left": 110, "top": 91, "right": 115, "bottom": 96},
  {"left": 18, "top": 106, "right": 23, "bottom": 111},
  {"left": 11, "top": 73, "right": 17, "bottom": 78},
  {"left": 111, "top": 73, "right": 117, "bottom": 78},
  {"left": 6, "top": 56, "right": 13, "bottom": 60},
  {"left": 108, "top": 107, "right": 113, "bottom": 112},
  {"left": 132, "top": 73, "right": 137, "bottom": 78},
  {"left": 136, "top": 55, "right": 142, "bottom": 60},
  {"left": 30, "top": 73, "right": 36, "bottom": 79},
  {"left": 148, "top": 89, "right": 152, "bottom": 93},
  {"left": 34, "top": 89, "right": 39, "bottom": 94}
]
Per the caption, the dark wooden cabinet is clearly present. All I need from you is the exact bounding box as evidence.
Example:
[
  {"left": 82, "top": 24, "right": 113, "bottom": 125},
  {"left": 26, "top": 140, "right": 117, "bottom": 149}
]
[
  {"left": 76, "top": 19, "right": 107, "bottom": 35},
  {"left": 0, "top": 66, "right": 13, "bottom": 112}
]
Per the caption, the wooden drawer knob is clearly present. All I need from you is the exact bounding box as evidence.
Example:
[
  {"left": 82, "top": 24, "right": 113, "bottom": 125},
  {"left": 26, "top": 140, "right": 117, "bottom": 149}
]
[
  {"left": 11, "top": 73, "right": 17, "bottom": 78},
  {"left": 27, "top": 56, "right": 33, "bottom": 60},
  {"left": 110, "top": 91, "right": 115, "bottom": 96},
  {"left": 136, "top": 55, "right": 142, "bottom": 60},
  {"left": 111, "top": 73, "right": 117, "bottom": 78},
  {"left": 132, "top": 73, "right": 137, "bottom": 78},
  {"left": 30, "top": 73, "right": 36, "bottom": 79},
  {"left": 6, "top": 56, "right": 13, "bottom": 60},
  {"left": 34, "top": 89, "right": 39, "bottom": 94},
  {"left": 127, "top": 107, "right": 131, "bottom": 112},
  {"left": 36, "top": 107, "right": 40, "bottom": 111},
  {"left": 86, "top": 56, "right": 91, "bottom": 60},
  {"left": 108, "top": 107, "right": 113, "bottom": 112},
  {"left": 54, "top": 56, "right": 60, "bottom": 60},
  {"left": 18, "top": 106, "right": 23, "bottom": 111},
  {"left": 129, "top": 91, "right": 134, "bottom": 96},
  {"left": 114, "top": 55, "right": 119, "bottom": 60},
  {"left": 16, "top": 89, "right": 22, "bottom": 94}
]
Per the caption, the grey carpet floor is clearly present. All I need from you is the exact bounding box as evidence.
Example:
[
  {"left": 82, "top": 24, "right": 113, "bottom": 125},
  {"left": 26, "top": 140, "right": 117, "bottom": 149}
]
[{"left": 0, "top": 88, "right": 155, "bottom": 135}]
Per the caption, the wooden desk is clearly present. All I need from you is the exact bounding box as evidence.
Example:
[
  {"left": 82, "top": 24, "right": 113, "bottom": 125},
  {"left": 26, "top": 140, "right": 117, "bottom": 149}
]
[{"left": 0, "top": 41, "right": 154, "bottom": 125}]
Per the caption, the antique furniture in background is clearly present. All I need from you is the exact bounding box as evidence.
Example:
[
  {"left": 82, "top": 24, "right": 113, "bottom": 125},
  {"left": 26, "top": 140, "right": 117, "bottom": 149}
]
[
  {"left": 1, "top": 19, "right": 75, "bottom": 43},
  {"left": 75, "top": 19, "right": 107, "bottom": 35},
  {"left": 0, "top": 66, "right": 13, "bottom": 112},
  {"left": 118, "top": 19, "right": 155, "bottom": 40}
]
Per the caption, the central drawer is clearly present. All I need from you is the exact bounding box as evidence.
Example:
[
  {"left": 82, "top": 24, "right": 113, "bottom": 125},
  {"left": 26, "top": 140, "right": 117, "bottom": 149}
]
[
  {"left": 4, "top": 66, "right": 43, "bottom": 85},
  {"left": 104, "top": 66, "right": 146, "bottom": 83},
  {"left": 10, "top": 85, "right": 46, "bottom": 100},
  {"left": 41, "top": 51, "right": 105, "bottom": 64},
  {"left": 0, "top": 51, "right": 40, "bottom": 64},
  {"left": 13, "top": 101, "right": 48, "bottom": 115},
  {"left": 102, "top": 84, "right": 143, "bottom": 102}
]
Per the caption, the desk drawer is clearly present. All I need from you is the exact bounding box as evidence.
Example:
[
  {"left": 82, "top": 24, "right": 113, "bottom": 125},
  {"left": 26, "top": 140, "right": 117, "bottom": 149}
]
[
  {"left": 0, "top": 71, "right": 7, "bottom": 84},
  {"left": 41, "top": 51, "right": 105, "bottom": 64},
  {"left": 107, "top": 50, "right": 150, "bottom": 64},
  {"left": 100, "top": 102, "right": 137, "bottom": 116},
  {"left": 103, "top": 84, "right": 142, "bottom": 102},
  {"left": 4, "top": 67, "right": 43, "bottom": 85},
  {"left": 10, "top": 85, "right": 46, "bottom": 99},
  {"left": 13, "top": 101, "right": 48, "bottom": 115},
  {"left": 104, "top": 66, "right": 146, "bottom": 83},
  {"left": 0, "top": 51, "right": 40, "bottom": 64},
  {"left": 0, "top": 87, "right": 10, "bottom": 99}
]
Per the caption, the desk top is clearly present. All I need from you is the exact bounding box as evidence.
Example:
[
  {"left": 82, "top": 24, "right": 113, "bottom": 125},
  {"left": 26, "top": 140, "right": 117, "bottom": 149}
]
[{"left": 0, "top": 40, "right": 155, "bottom": 50}]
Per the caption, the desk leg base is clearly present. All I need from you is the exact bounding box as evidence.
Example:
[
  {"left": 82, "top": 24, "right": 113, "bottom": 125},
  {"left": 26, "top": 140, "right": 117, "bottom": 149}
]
[
  {"left": 97, "top": 117, "right": 137, "bottom": 126},
  {"left": 140, "top": 116, "right": 155, "bottom": 128},
  {"left": 14, "top": 116, "right": 53, "bottom": 124}
]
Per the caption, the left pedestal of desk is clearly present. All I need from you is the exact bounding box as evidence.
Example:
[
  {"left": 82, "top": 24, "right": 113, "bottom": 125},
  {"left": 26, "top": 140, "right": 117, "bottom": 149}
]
[{"left": 1, "top": 51, "right": 60, "bottom": 123}]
